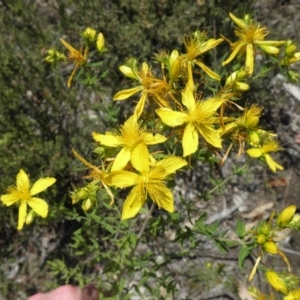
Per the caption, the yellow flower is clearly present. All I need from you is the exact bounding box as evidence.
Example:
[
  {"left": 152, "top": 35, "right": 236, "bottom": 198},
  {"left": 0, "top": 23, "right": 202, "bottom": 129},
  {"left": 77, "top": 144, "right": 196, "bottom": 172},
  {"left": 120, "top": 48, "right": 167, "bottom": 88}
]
[
  {"left": 60, "top": 39, "right": 88, "bottom": 88},
  {"left": 284, "top": 289, "right": 300, "bottom": 300},
  {"left": 114, "top": 61, "right": 171, "bottom": 117},
  {"left": 277, "top": 205, "right": 296, "bottom": 228},
  {"left": 107, "top": 143, "right": 187, "bottom": 219},
  {"left": 266, "top": 270, "right": 288, "bottom": 294},
  {"left": 223, "top": 13, "right": 285, "bottom": 74},
  {"left": 92, "top": 115, "right": 167, "bottom": 171},
  {"left": 181, "top": 30, "right": 223, "bottom": 80},
  {"left": 1, "top": 169, "right": 56, "bottom": 230},
  {"left": 156, "top": 87, "right": 224, "bottom": 156},
  {"left": 246, "top": 141, "right": 283, "bottom": 172}
]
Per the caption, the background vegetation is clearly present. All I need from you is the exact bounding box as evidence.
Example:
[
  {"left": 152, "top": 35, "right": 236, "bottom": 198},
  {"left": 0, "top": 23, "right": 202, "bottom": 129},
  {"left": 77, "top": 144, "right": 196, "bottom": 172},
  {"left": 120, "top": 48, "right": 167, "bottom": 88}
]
[{"left": 2, "top": 0, "right": 299, "bottom": 299}]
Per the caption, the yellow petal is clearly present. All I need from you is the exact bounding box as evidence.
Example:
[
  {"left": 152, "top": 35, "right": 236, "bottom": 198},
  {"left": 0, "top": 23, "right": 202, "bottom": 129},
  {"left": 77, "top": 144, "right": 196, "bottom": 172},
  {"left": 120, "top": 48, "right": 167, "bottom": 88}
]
[
  {"left": 107, "top": 171, "right": 140, "bottom": 188},
  {"left": 222, "top": 42, "right": 244, "bottom": 66},
  {"left": 155, "top": 156, "right": 187, "bottom": 176},
  {"left": 16, "top": 169, "right": 30, "bottom": 193},
  {"left": 131, "top": 143, "right": 150, "bottom": 174},
  {"left": 142, "top": 132, "right": 167, "bottom": 145},
  {"left": 246, "top": 148, "right": 263, "bottom": 158},
  {"left": 246, "top": 44, "right": 254, "bottom": 75},
  {"left": 156, "top": 108, "right": 187, "bottom": 127},
  {"left": 182, "top": 123, "right": 199, "bottom": 157},
  {"left": 182, "top": 87, "right": 196, "bottom": 112},
  {"left": 92, "top": 132, "right": 121, "bottom": 147},
  {"left": 134, "top": 92, "right": 147, "bottom": 118},
  {"left": 195, "top": 60, "right": 221, "bottom": 81},
  {"left": 113, "top": 86, "right": 143, "bottom": 100},
  {"left": 122, "top": 183, "right": 146, "bottom": 220},
  {"left": 60, "top": 39, "right": 78, "bottom": 53},
  {"left": 265, "top": 154, "right": 283, "bottom": 173},
  {"left": 17, "top": 201, "right": 27, "bottom": 230},
  {"left": 30, "top": 177, "right": 56, "bottom": 196},
  {"left": 229, "top": 12, "right": 247, "bottom": 30},
  {"left": 147, "top": 183, "right": 174, "bottom": 213},
  {"left": 201, "top": 38, "right": 224, "bottom": 54},
  {"left": 1, "top": 193, "right": 19, "bottom": 206},
  {"left": 197, "top": 124, "right": 222, "bottom": 148},
  {"left": 28, "top": 197, "right": 49, "bottom": 218},
  {"left": 111, "top": 147, "right": 131, "bottom": 171}
]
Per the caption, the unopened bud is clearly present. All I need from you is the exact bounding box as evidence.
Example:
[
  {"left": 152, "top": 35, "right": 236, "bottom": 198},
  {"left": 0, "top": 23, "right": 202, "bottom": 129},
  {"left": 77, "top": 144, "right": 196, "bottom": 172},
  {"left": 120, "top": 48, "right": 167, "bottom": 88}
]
[
  {"left": 266, "top": 270, "right": 288, "bottom": 294},
  {"left": 235, "top": 82, "right": 249, "bottom": 91},
  {"left": 119, "top": 65, "right": 137, "bottom": 79},
  {"left": 256, "top": 234, "right": 266, "bottom": 245},
  {"left": 249, "top": 131, "right": 260, "bottom": 146},
  {"left": 82, "top": 27, "right": 97, "bottom": 44},
  {"left": 96, "top": 33, "right": 105, "bottom": 52},
  {"left": 25, "top": 210, "right": 35, "bottom": 225},
  {"left": 263, "top": 241, "right": 278, "bottom": 254},
  {"left": 277, "top": 205, "right": 296, "bottom": 228}
]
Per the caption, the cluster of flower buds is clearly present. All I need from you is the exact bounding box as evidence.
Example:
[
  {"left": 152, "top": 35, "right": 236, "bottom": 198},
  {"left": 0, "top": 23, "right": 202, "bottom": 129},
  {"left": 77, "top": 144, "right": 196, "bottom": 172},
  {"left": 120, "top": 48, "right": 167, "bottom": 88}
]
[{"left": 71, "top": 182, "right": 99, "bottom": 211}]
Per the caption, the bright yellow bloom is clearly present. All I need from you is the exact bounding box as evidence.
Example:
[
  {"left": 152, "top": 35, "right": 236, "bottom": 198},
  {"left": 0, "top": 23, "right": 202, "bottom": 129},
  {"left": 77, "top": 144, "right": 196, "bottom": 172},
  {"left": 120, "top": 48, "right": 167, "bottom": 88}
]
[
  {"left": 60, "top": 39, "right": 88, "bottom": 88},
  {"left": 246, "top": 141, "right": 283, "bottom": 172},
  {"left": 107, "top": 143, "right": 187, "bottom": 219},
  {"left": 114, "top": 62, "right": 171, "bottom": 117},
  {"left": 156, "top": 87, "right": 224, "bottom": 156},
  {"left": 277, "top": 205, "right": 296, "bottom": 228},
  {"left": 1, "top": 169, "right": 56, "bottom": 230},
  {"left": 181, "top": 30, "right": 223, "bottom": 80},
  {"left": 284, "top": 289, "right": 300, "bottom": 300},
  {"left": 92, "top": 115, "right": 167, "bottom": 171},
  {"left": 223, "top": 13, "right": 285, "bottom": 74},
  {"left": 266, "top": 270, "right": 288, "bottom": 294}
]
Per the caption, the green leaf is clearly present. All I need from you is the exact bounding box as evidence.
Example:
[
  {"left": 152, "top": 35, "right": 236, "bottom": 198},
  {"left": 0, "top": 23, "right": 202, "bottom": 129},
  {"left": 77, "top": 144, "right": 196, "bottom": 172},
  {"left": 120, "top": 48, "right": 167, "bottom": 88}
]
[
  {"left": 238, "top": 246, "right": 253, "bottom": 268},
  {"left": 236, "top": 219, "right": 246, "bottom": 238}
]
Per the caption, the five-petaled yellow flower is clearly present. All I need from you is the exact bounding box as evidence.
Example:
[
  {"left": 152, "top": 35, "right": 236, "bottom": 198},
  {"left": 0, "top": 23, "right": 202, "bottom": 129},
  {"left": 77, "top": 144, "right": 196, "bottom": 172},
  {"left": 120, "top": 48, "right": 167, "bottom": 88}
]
[
  {"left": 156, "top": 87, "right": 224, "bottom": 157},
  {"left": 107, "top": 143, "right": 187, "bottom": 220},
  {"left": 247, "top": 140, "right": 283, "bottom": 172},
  {"left": 1, "top": 169, "right": 56, "bottom": 230},
  {"left": 181, "top": 30, "right": 223, "bottom": 81},
  {"left": 222, "top": 13, "right": 285, "bottom": 74},
  {"left": 60, "top": 39, "right": 88, "bottom": 88},
  {"left": 92, "top": 115, "right": 167, "bottom": 171},
  {"left": 114, "top": 62, "right": 171, "bottom": 117}
]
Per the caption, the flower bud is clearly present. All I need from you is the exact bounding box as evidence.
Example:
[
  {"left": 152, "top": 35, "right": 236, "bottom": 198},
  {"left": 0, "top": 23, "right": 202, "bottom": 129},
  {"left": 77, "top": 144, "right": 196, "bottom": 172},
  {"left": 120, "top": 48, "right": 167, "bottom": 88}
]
[
  {"left": 82, "top": 27, "right": 97, "bottom": 44},
  {"left": 25, "top": 210, "right": 35, "bottom": 225},
  {"left": 259, "top": 222, "right": 271, "bottom": 235},
  {"left": 119, "top": 65, "right": 137, "bottom": 79},
  {"left": 235, "top": 82, "right": 249, "bottom": 91},
  {"left": 256, "top": 234, "right": 266, "bottom": 245},
  {"left": 266, "top": 270, "right": 288, "bottom": 294},
  {"left": 288, "top": 52, "right": 300, "bottom": 64},
  {"left": 263, "top": 241, "right": 278, "bottom": 254},
  {"left": 285, "top": 40, "right": 297, "bottom": 56},
  {"left": 249, "top": 131, "right": 260, "bottom": 146},
  {"left": 259, "top": 45, "right": 280, "bottom": 55},
  {"left": 277, "top": 205, "right": 296, "bottom": 228},
  {"left": 284, "top": 289, "right": 300, "bottom": 300},
  {"left": 82, "top": 198, "right": 93, "bottom": 211},
  {"left": 169, "top": 50, "right": 181, "bottom": 81},
  {"left": 96, "top": 33, "right": 105, "bottom": 52}
]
